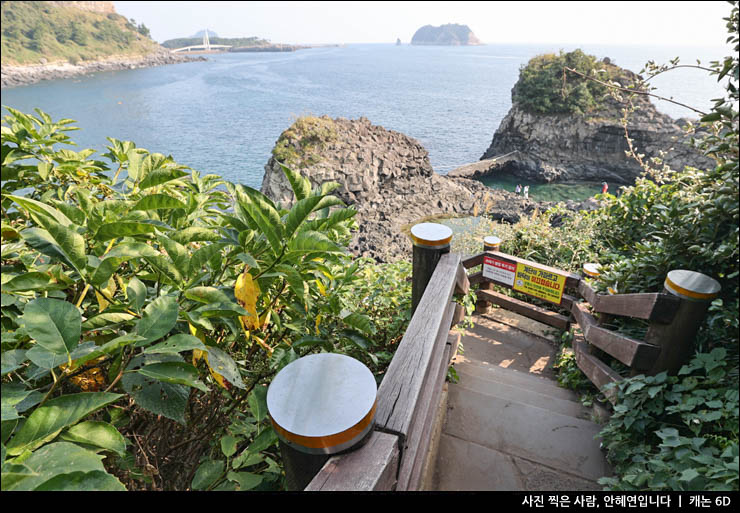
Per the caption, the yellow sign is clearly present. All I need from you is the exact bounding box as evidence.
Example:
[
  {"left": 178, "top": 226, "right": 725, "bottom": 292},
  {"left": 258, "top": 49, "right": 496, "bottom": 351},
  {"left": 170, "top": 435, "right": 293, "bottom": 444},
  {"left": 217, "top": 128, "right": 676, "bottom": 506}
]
[{"left": 513, "top": 263, "right": 566, "bottom": 304}]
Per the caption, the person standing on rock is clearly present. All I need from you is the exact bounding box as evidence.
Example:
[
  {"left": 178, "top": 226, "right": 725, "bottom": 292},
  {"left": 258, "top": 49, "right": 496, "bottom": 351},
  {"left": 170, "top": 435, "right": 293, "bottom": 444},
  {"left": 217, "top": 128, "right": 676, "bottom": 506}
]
[
  {"left": 515, "top": 184, "right": 522, "bottom": 195},
  {"left": 523, "top": 185, "right": 529, "bottom": 199},
  {"left": 601, "top": 181, "right": 608, "bottom": 195}
]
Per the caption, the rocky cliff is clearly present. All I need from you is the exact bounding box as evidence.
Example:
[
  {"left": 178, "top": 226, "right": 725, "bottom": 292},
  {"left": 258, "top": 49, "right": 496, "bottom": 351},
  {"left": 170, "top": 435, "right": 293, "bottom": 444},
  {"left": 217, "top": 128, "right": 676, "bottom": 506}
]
[
  {"left": 473, "top": 62, "right": 713, "bottom": 184},
  {"left": 261, "top": 116, "right": 534, "bottom": 262},
  {"left": 411, "top": 24, "right": 481, "bottom": 46}
]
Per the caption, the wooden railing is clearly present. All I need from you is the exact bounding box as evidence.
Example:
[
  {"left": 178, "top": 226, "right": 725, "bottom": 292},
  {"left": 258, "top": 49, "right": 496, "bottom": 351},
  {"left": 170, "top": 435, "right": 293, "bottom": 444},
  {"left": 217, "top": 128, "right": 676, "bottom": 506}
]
[
  {"left": 303, "top": 244, "right": 716, "bottom": 491},
  {"left": 465, "top": 250, "right": 716, "bottom": 403},
  {"left": 305, "top": 252, "right": 469, "bottom": 491}
]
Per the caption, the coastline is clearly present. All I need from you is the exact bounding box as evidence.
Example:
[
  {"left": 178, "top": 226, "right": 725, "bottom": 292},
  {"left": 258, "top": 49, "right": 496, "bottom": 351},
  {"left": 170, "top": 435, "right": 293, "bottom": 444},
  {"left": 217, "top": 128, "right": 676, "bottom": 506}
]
[{"left": 1, "top": 49, "right": 206, "bottom": 89}]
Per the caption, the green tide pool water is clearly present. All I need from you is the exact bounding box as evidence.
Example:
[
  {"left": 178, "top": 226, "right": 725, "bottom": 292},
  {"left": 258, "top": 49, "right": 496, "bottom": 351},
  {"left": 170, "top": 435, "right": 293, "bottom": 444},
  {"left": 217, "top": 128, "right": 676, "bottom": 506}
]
[{"left": 477, "top": 175, "right": 606, "bottom": 203}]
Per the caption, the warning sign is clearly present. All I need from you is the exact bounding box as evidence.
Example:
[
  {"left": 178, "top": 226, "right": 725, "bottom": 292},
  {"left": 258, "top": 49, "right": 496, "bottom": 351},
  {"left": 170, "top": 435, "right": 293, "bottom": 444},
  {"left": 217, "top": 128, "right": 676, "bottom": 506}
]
[
  {"left": 483, "top": 256, "right": 516, "bottom": 287},
  {"left": 513, "top": 263, "right": 566, "bottom": 305}
]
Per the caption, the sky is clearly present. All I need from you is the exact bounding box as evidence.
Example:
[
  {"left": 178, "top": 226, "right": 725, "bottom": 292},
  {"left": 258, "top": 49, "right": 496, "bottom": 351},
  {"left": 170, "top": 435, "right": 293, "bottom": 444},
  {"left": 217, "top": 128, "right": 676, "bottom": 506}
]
[{"left": 114, "top": 1, "right": 731, "bottom": 47}]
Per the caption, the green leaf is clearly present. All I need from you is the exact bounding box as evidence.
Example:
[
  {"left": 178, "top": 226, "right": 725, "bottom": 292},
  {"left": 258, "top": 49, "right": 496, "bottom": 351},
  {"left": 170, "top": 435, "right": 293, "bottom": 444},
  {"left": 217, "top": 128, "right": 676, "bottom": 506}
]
[
  {"left": 2, "top": 272, "right": 58, "bottom": 292},
  {"left": 6, "top": 195, "right": 74, "bottom": 228},
  {"left": 235, "top": 185, "right": 284, "bottom": 255},
  {"left": 34, "top": 469, "right": 126, "bottom": 491},
  {"left": 144, "top": 334, "right": 207, "bottom": 355},
  {"left": 138, "top": 167, "right": 188, "bottom": 189},
  {"left": 132, "top": 194, "right": 187, "bottom": 211},
  {"left": 227, "top": 470, "right": 263, "bottom": 491},
  {"left": 6, "top": 392, "right": 123, "bottom": 456},
  {"left": 169, "top": 226, "right": 221, "bottom": 244},
  {"left": 1, "top": 350, "right": 27, "bottom": 376},
  {"left": 44, "top": 219, "right": 87, "bottom": 273},
  {"left": 59, "top": 421, "right": 127, "bottom": 457},
  {"left": 135, "top": 295, "right": 179, "bottom": 346},
  {"left": 221, "top": 435, "right": 238, "bottom": 458},
  {"left": 93, "top": 221, "right": 158, "bottom": 242},
  {"left": 280, "top": 164, "right": 311, "bottom": 201},
  {"left": 185, "top": 286, "right": 233, "bottom": 304},
  {"left": 2, "top": 442, "right": 122, "bottom": 491},
  {"left": 160, "top": 236, "right": 191, "bottom": 279},
  {"left": 21, "top": 297, "right": 81, "bottom": 357},
  {"left": 284, "top": 195, "right": 325, "bottom": 237},
  {"left": 126, "top": 276, "right": 147, "bottom": 311},
  {"left": 192, "top": 460, "right": 224, "bottom": 490},
  {"left": 288, "top": 230, "right": 344, "bottom": 255},
  {"left": 190, "top": 242, "right": 227, "bottom": 275},
  {"left": 91, "top": 242, "right": 159, "bottom": 287},
  {"left": 20, "top": 228, "right": 84, "bottom": 275},
  {"left": 204, "top": 346, "right": 246, "bottom": 389},
  {"left": 247, "top": 426, "right": 277, "bottom": 454},
  {"left": 248, "top": 385, "right": 268, "bottom": 422},
  {"left": 342, "top": 312, "right": 376, "bottom": 335},
  {"left": 69, "top": 334, "right": 144, "bottom": 370},
  {"left": 121, "top": 355, "right": 189, "bottom": 424},
  {"left": 136, "top": 362, "right": 208, "bottom": 392},
  {"left": 81, "top": 311, "right": 136, "bottom": 330}
]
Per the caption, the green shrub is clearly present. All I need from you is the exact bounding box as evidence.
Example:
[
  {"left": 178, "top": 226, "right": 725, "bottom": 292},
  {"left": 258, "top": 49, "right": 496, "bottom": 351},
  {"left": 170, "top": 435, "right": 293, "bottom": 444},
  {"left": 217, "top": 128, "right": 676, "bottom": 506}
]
[{"left": 513, "top": 49, "right": 617, "bottom": 115}]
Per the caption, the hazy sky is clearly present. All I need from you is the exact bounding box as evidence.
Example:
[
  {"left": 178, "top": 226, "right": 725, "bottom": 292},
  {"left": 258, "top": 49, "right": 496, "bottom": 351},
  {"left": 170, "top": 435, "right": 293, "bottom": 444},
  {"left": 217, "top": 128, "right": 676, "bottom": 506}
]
[{"left": 114, "top": 1, "right": 731, "bottom": 47}]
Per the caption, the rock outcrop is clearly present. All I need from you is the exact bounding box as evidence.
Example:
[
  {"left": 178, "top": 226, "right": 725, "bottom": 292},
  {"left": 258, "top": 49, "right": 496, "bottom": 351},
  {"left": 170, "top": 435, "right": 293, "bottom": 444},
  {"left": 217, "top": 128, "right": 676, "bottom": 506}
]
[
  {"left": 261, "top": 116, "right": 535, "bottom": 262},
  {"left": 472, "top": 68, "right": 713, "bottom": 184},
  {"left": 411, "top": 24, "right": 481, "bottom": 46}
]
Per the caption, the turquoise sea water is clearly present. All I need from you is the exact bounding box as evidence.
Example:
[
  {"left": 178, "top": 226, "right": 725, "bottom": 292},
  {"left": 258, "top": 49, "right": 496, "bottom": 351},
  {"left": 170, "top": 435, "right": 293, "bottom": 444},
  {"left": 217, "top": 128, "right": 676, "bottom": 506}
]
[{"left": 1, "top": 43, "right": 727, "bottom": 199}]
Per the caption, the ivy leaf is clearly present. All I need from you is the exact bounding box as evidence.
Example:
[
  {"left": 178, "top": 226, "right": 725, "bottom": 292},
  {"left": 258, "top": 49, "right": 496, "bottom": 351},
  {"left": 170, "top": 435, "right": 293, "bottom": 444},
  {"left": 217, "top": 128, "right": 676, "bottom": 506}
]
[{"left": 191, "top": 460, "right": 224, "bottom": 490}]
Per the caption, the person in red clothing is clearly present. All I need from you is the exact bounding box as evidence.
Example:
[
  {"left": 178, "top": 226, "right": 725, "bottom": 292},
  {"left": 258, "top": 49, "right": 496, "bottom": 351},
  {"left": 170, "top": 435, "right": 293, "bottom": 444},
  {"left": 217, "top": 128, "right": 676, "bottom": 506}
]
[{"left": 601, "top": 181, "right": 609, "bottom": 194}]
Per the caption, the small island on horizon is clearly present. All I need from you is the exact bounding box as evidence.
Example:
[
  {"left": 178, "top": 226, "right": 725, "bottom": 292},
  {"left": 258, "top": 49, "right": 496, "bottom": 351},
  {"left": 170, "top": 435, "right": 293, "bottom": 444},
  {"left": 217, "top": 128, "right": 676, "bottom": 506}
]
[{"left": 410, "top": 23, "right": 481, "bottom": 46}]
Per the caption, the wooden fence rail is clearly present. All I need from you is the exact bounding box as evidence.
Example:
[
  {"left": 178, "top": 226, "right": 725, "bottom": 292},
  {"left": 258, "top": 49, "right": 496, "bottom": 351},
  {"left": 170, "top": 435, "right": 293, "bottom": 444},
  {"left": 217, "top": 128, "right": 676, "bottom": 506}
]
[
  {"left": 304, "top": 237, "right": 718, "bottom": 491},
  {"left": 464, "top": 249, "right": 720, "bottom": 404},
  {"left": 305, "top": 252, "right": 468, "bottom": 491}
]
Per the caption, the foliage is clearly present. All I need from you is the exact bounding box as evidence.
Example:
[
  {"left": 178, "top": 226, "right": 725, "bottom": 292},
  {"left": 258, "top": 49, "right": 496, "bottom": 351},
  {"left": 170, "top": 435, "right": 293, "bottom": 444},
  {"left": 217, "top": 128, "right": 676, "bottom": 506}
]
[
  {"left": 271, "top": 116, "right": 338, "bottom": 170},
  {"left": 0, "top": 2, "right": 157, "bottom": 65},
  {"left": 0, "top": 107, "right": 407, "bottom": 491},
  {"left": 598, "top": 349, "right": 738, "bottom": 491},
  {"left": 513, "top": 49, "right": 619, "bottom": 116}
]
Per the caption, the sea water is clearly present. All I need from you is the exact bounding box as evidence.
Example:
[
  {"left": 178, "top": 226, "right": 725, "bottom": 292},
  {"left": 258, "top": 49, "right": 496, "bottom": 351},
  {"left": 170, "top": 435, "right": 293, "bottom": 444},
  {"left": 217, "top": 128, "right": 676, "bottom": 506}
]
[{"left": 1, "top": 43, "right": 727, "bottom": 202}]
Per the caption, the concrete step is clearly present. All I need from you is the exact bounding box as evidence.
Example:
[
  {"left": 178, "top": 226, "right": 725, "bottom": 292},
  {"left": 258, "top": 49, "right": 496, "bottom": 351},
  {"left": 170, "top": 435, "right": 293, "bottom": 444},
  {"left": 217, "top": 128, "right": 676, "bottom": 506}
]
[
  {"left": 458, "top": 317, "right": 558, "bottom": 378},
  {"left": 443, "top": 384, "right": 610, "bottom": 482},
  {"left": 453, "top": 358, "right": 576, "bottom": 402},
  {"left": 453, "top": 367, "right": 589, "bottom": 419},
  {"left": 434, "top": 433, "right": 602, "bottom": 491}
]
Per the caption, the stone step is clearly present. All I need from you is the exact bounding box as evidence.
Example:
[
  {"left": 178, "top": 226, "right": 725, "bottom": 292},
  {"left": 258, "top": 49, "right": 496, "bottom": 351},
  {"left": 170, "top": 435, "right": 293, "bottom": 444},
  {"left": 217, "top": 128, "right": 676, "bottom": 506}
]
[
  {"left": 434, "top": 433, "right": 602, "bottom": 491},
  {"left": 454, "top": 367, "right": 588, "bottom": 419},
  {"left": 453, "top": 358, "right": 576, "bottom": 401},
  {"left": 443, "top": 384, "right": 610, "bottom": 482}
]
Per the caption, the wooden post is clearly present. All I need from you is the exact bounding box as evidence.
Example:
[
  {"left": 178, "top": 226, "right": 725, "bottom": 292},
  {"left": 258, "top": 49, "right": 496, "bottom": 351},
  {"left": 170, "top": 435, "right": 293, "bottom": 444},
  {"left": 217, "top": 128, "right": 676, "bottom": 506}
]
[
  {"left": 410, "top": 223, "right": 452, "bottom": 315},
  {"left": 581, "top": 263, "right": 610, "bottom": 358},
  {"left": 266, "top": 353, "right": 378, "bottom": 491},
  {"left": 475, "top": 236, "right": 501, "bottom": 314},
  {"left": 644, "top": 270, "right": 721, "bottom": 376}
]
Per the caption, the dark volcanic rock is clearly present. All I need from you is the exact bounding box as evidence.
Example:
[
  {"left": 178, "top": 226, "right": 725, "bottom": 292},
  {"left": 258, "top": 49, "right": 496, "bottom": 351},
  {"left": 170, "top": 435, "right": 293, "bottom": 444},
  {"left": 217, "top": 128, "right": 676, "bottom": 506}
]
[
  {"left": 261, "top": 116, "right": 532, "bottom": 262},
  {"left": 411, "top": 24, "right": 481, "bottom": 46},
  {"left": 474, "top": 70, "right": 713, "bottom": 184}
]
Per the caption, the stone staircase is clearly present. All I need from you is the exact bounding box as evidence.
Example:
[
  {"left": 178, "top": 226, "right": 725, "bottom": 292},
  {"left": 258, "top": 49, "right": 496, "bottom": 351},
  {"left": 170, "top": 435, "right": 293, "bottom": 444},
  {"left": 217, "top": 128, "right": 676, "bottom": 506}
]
[{"left": 429, "top": 309, "right": 611, "bottom": 491}]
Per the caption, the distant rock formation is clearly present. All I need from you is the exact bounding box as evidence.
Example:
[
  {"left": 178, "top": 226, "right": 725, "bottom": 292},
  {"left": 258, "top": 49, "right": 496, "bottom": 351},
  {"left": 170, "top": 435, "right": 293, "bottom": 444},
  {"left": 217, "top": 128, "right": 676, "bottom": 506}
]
[
  {"left": 261, "top": 116, "right": 535, "bottom": 262},
  {"left": 469, "top": 61, "right": 713, "bottom": 184},
  {"left": 411, "top": 24, "right": 481, "bottom": 46},
  {"left": 396, "top": 38, "right": 402, "bottom": 45}
]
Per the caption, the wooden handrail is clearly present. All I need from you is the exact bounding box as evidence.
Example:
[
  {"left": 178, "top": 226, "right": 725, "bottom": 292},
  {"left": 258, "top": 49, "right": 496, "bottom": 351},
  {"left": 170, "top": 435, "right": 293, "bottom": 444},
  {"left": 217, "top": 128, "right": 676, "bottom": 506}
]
[
  {"left": 578, "top": 281, "right": 680, "bottom": 324},
  {"left": 306, "top": 253, "right": 467, "bottom": 491}
]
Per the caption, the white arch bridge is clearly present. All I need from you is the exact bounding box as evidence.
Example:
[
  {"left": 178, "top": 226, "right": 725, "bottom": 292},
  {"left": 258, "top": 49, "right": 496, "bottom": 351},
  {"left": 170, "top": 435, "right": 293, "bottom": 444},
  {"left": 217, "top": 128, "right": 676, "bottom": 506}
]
[{"left": 170, "top": 29, "right": 231, "bottom": 53}]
